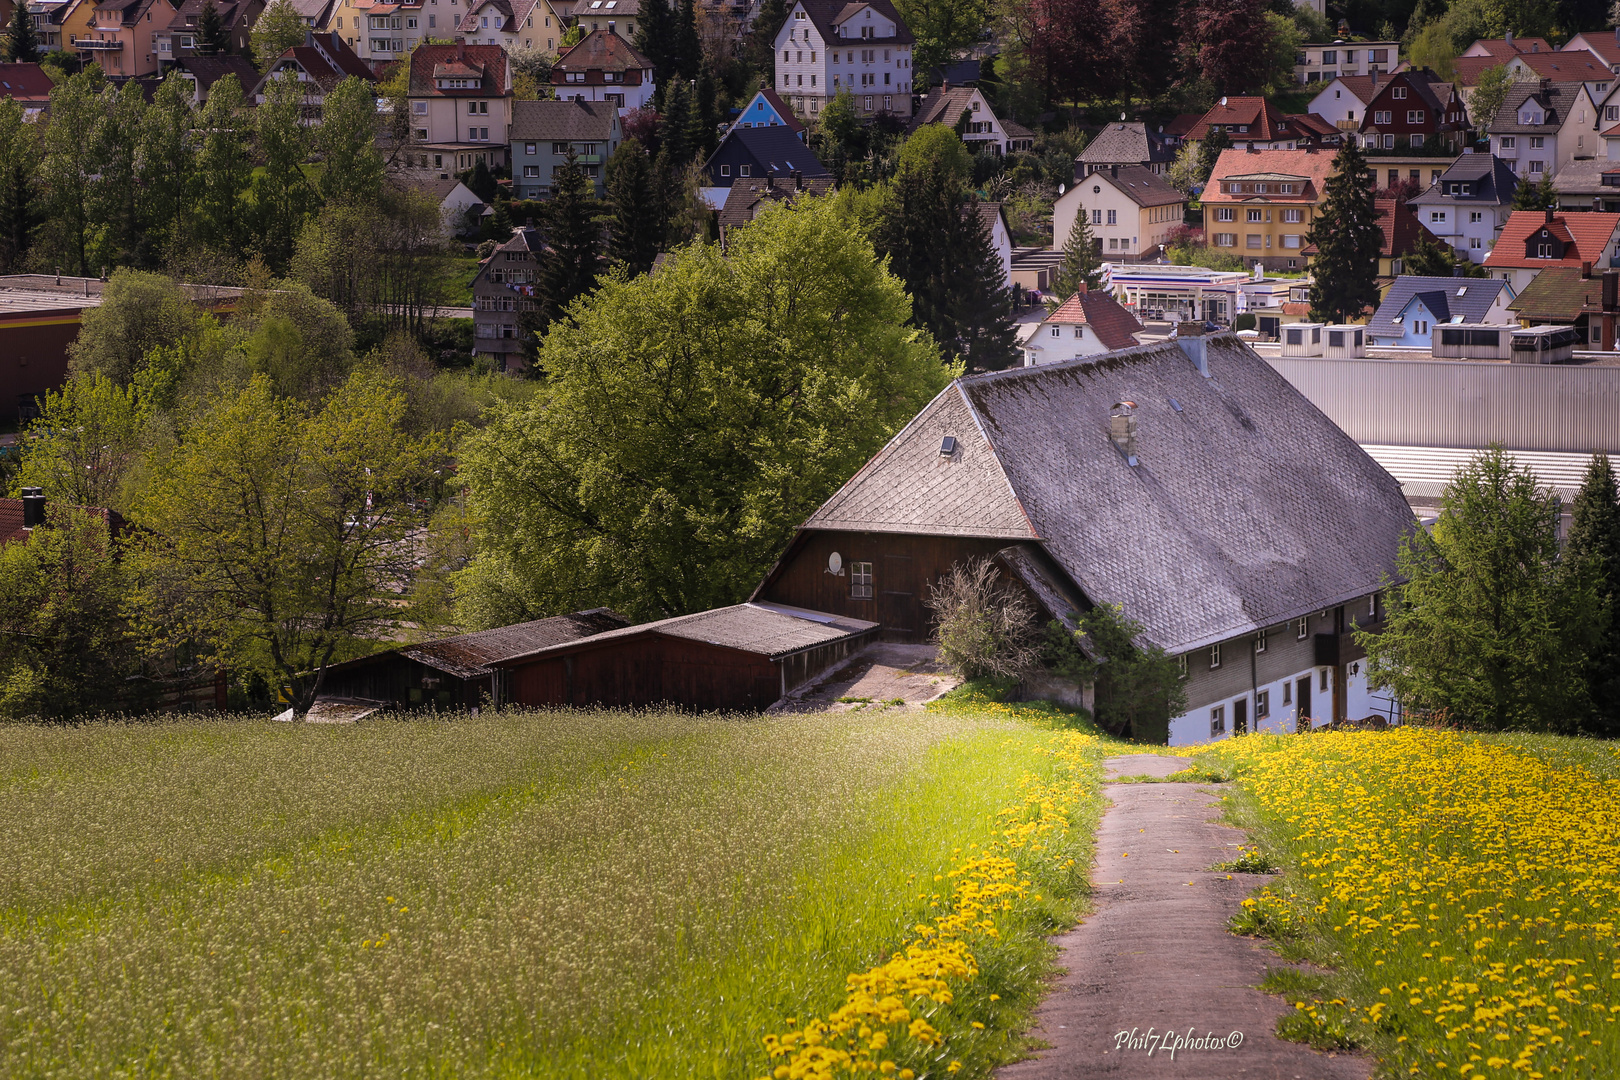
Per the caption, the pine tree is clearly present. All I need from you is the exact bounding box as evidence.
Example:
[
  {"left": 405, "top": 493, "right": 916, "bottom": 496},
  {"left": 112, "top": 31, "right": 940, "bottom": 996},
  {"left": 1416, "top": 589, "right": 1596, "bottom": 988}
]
[
  {"left": 673, "top": 0, "right": 700, "bottom": 81},
  {"left": 747, "top": 0, "right": 788, "bottom": 86},
  {"left": 605, "top": 138, "right": 660, "bottom": 274},
  {"left": 689, "top": 64, "right": 718, "bottom": 161},
  {"left": 197, "top": 0, "right": 229, "bottom": 55},
  {"left": 1568, "top": 452, "right": 1620, "bottom": 735},
  {"left": 953, "top": 199, "right": 1018, "bottom": 370},
  {"left": 1306, "top": 139, "right": 1381, "bottom": 324},
  {"left": 658, "top": 77, "right": 693, "bottom": 167},
  {"left": 5, "top": 0, "right": 40, "bottom": 64},
  {"left": 528, "top": 151, "right": 601, "bottom": 341},
  {"left": 1050, "top": 203, "right": 1103, "bottom": 303},
  {"left": 634, "top": 0, "right": 674, "bottom": 104},
  {"left": 1512, "top": 171, "right": 1556, "bottom": 212}
]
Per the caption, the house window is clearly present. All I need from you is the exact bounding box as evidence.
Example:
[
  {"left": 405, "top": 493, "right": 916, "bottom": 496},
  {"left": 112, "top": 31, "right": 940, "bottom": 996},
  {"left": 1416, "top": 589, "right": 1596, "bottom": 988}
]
[
  {"left": 1209, "top": 643, "right": 1221, "bottom": 670},
  {"left": 1283, "top": 681, "right": 1291, "bottom": 704},
  {"left": 1246, "top": 234, "right": 1262, "bottom": 248},
  {"left": 1106, "top": 209, "right": 1116, "bottom": 225},
  {"left": 1392, "top": 85, "right": 1406, "bottom": 99},
  {"left": 1296, "top": 616, "right": 1308, "bottom": 639},
  {"left": 1407, "top": 110, "right": 1422, "bottom": 124},
  {"left": 1215, "top": 207, "right": 1234, "bottom": 221},
  {"left": 1177, "top": 654, "right": 1187, "bottom": 679},
  {"left": 1374, "top": 110, "right": 1391, "bottom": 124},
  {"left": 1471, "top": 237, "right": 1482, "bottom": 249},
  {"left": 1538, "top": 241, "right": 1552, "bottom": 258},
  {"left": 1530, "top": 161, "right": 1545, "bottom": 174},
  {"left": 1430, "top": 211, "right": 1445, "bottom": 223},
  {"left": 1501, "top": 136, "right": 1516, "bottom": 149},
  {"left": 1256, "top": 690, "right": 1270, "bottom": 719},
  {"left": 1247, "top": 208, "right": 1263, "bottom": 222},
  {"left": 1470, "top": 211, "right": 1483, "bottom": 222},
  {"left": 1320, "top": 668, "right": 1329, "bottom": 692},
  {"left": 523, "top": 164, "right": 539, "bottom": 177},
  {"left": 740, "top": 164, "right": 751, "bottom": 176},
  {"left": 1214, "top": 232, "right": 1237, "bottom": 246},
  {"left": 1411, "top": 134, "right": 1424, "bottom": 147},
  {"left": 553, "top": 142, "right": 569, "bottom": 153},
  {"left": 1092, "top": 209, "right": 1102, "bottom": 225},
  {"left": 413, "top": 100, "right": 428, "bottom": 114},
  {"left": 525, "top": 142, "right": 536, "bottom": 154},
  {"left": 1369, "top": 592, "right": 1379, "bottom": 619},
  {"left": 1279, "top": 183, "right": 1294, "bottom": 194},
  {"left": 850, "top": 561, "right": 873, "bottom": 599},
  {"left": 1283, "top": 208, "right": 1302, "bottom": 223},
  {"left": 720, "top": 164, "right": 730, "bottom": 176},
  {"left": 1210, "top": 706, "right": 1226, "bottom": 738},
  {"left": 1530, "top": 136, "right": 1545, "bottom": 149},
  {"left": 1255, "top": 629, "right": 1266, "bottom": 654}
]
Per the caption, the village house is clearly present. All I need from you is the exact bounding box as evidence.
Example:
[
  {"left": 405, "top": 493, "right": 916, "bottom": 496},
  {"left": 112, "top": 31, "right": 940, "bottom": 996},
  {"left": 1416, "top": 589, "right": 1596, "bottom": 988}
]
[
  {"left": 975, "top": 202, "right": 1013, "bottom": 286},
  {"left": 509, "top": 97, "right": 622, "bottom": 198},
  {"left": 1356, "top": 69, "right": 1470, "bottom": 153},
  {"left": 399, "top": 176, "right": 485, "bottom": 235},
  {"left": 287, "top": 0, "right": 337, "bottom": 29},
  {"left": 1365, "top": 276, "right": 1516, "bottom": 347},
  {"left": 1202, "top": 147, "right": 1336, "bottom": 272},
  {"left": 1499, "top": 47, "right": 1612, "bottom": 93},
  {"left": 172, "top": 54, "right": 262, "bottom": 104},
  {"left": 1184, "top": 96, "right": 1339, "bottom": 152},
  {"left": 1051, "top": 164, "right": 1185, "bottom": 262},
  {"left": 1483, "top": 207, "right": 1620, "bottom": 292},
  {"left": 1547, "top": 157, "right": 1620, "bottom": 213},
  {"left": 701, "top": 124, "right": 829, "bottom": 204},
  {"left": 558, "top": 0, "right": 639, "bottom": 40},
  {"left": 728, "top": 87, "right": 805, "bottom": 139},
  {"left": 1508, "top": 263, "right": 1620, "bottom": 350},
  {"left": 0, "top": 63, "right": 55, "bottom": 117},
  {"left": 1409, "top": 154, "right": 1518, "bottom": 263},
  {"left": 76, "top": 0, "right": 176, "bottom": 78},
  {"left": 470, "top": 226, "right": 540, "bottom": 370},
  {"left": 748, "top": 330, "right": 1416, "bottom": 743},
  {"left": 1293, "top": 39, "right": 1399, "bottom": 84},
  {"left": 1488, "top": 81, "right": 1602, "bottom": 182},
  {"left": 1075, "top": 120, "right": 1178, "bottom": 176},
  {"left": 406, "top": 39, "right": 512, "bottom": 172},
  {"left": 908, "top": 85, "right": 1033, "bottom": 156},
  {"left": 323, "top": 0, "right": 424, "bottom": 65},
  {"left": 550, "top": 27, "right": 653, "bottom": 113},
  {"left": 155, "top": 0, "right": 261, "bottom": 65},
  {"left": 455, "top": 0, "right": 555, "bottom": 53},
  {"left": 718, "top": 173, "right": 835, "bottom": 245},
  {"left": 1372, "top": 196, "right": 1440, "bottom": 278},
  {"left": 1307, "top": 74, "right": 1378, "bottom": 133},
  {"left": 774, "top": 0, "right": 915, "bottom": 120},
  {"left": 1019, "top": 286, "right": 1143, "bottom": 365},
  {"left": 250, "top": 31, "right": 373, "bottom": 118},
  {"left": 1563, "top": 29, "right": 1620, "bottom": 75}
]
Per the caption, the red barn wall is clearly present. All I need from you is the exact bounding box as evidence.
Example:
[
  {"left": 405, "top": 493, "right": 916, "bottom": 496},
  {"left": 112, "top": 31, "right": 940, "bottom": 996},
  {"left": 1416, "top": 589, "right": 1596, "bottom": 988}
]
[
  {"left": 507, "top": 634, "right": 783, "bottom": 712},
  {"left": 757, "top": 531, "right": 1016, "bottom": 641}
]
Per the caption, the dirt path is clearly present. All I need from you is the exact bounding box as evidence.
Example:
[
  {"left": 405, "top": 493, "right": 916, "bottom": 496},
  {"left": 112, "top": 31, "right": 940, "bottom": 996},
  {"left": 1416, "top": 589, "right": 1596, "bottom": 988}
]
[
  {"left": 998, "top": 754, "right": 1368, "bottom": 1080},
  {"left": 778, "top": 643, "right": 959, "bottom": 712}
]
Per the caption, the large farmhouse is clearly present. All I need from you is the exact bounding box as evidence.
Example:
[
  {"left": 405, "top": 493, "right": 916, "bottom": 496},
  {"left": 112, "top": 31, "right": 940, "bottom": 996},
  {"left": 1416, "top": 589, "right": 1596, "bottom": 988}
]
[{"left": 751, "top": 331, "right": 1416, "bottom": 744}]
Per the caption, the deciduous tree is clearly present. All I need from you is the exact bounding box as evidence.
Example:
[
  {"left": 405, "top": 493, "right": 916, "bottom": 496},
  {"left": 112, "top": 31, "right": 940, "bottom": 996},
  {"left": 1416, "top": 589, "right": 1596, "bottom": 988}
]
[
  {"left": 892, "top": 0, "right": 992, "bottom": 82},
  {"left": 317, "top": 76, "right": 385, "bottom": 205},
  {"left": 68, "top": 269, "right": 200, "bottom": 386},
  {"left": 196, "top": 74, "right": 254, "bottom": 254},
  {"left": 131, "top": 373, "right": 446, "bottom": 719},
  {"left": 1470, "top": 63, "right": 1512, "bottom": 139},
  {"left": 140, "top": 73, "right": 201, "bottom": 264},
  {"left": 89, "top": 80, "right": 148, "bottom": 268},
  {"left": 14, "top": 373, "right": 147, "bottom": 511},
  {"left": 0, "top": 97, "right": 38, "bottom": 272},
  {"left": 456, "top": 195, "right": 952, "bottom": 625},
  {"left": 1359, "top": 446, "right": 1600, "bottom": 732},
  {"left": 1305, "top": 140, "right": 1381, "bottom": 324},
  {"left": 252, "top": 71, "right": 317, "bottom": 271},
  {"left": 251, "top": 0, "right": 309, "bottom": 70}
]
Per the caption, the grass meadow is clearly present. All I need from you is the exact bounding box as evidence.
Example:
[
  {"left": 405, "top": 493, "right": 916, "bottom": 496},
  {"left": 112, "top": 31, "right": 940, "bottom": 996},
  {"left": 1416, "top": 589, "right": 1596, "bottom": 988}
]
[
  {"left": 1202, "top": 729, "right": 1620, "bottom": 1078},
  {"left": 0, "top": 706, "right": 1104, "bottom": 1078}
]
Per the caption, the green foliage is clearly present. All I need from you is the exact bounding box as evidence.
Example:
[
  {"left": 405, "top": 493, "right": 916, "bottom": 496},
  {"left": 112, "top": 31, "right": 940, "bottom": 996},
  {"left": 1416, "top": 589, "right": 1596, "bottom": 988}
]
[
  {"left": 0, "top": 508, "right": 140, "bottom": 719},
  {"left": 1050, "top": 203, "right": 1104, "bottom": 302},
  {"left": 1306, "top": 140, "right": 1381, "bottom": 324},
  {"left": 897, "top": 123, "right": 972, "bottom": 186},
  {"left": 13, "top": 373, "right": 147, "bottom": 511},
  {"left": 317, "top": 77, "right": 385, "bottom": 206},
  {"left": 251, "top": 0, "right": 310, "bottom": 71},
  {"left": 1512, "top": 170, "right": 1556, "bottom": 212},
  {"left": 925, "top": 557, "right": 1040, "bottom": 680},
  {"left": 1166, "top": 140, "right": 1202, "bottom": 195},
  {"left": 1402, "top": 227, "right": 1488, "bottom": 277},
  {"left": 604, "top": 138, "right": 660, "bottom": 275},
  {"left": 457, "top": 195, "right": 952, "bottom": 625},
  {"left": 1211, "top": 844, "right": 1279, "bottom": 872},
  {"left": 1469, "top": 63, "right": 1513, "bottom": 138},
  {"left": 1359, "top": 446, "right": 1601, "bottom": 732},
  {"left": 892, "top": 0, "right": 989, "bottom": 80},
  {"left": 68, "top": 269, "right": 200, "bottom": 386},
  {"left": 196, "top": 74, "right": 253, "bottom": 254},
  {"left": 1406, "top": 20, "right": 1456, "bottom": 81},
  {"left": 239, "top": 281, "right": 356, "bottom": 401},
  {"left": 1196, "top": 125, "right": 1230, "bottom": 187},
  {"left": 0, "top": 96, "right": 38, "bottom": 272},
  {"left": 252, "top": 71, "right": 317, "bottom": 271},
  {"left": 744, "top": 0, "right": 787, "bottom": 84},
  {"left": 130, "top": 373, "right": 445, "bottom": 717},
  {"left": 1045, "top": 603, "right": 1186, "bottom": 744},
  {"left": 4, "top": 0, "right": 39, "bottom": 63},
  {"left": 1566, "top": 452, "right": 1620, "bottom": 735},
  {"left": 196, "top": 0, "right": 229, "bottom": 55},
  {"left": 527, "top": 151, "right": 601, "bottom": 340}
]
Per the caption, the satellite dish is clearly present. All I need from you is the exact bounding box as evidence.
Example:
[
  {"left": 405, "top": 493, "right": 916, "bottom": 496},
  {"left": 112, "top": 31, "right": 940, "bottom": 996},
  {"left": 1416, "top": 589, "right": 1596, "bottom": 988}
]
[
  {"left": 1058, "top": 183, "right": 1066, "bottom": 195},
  {"left": 828, "top": 551, "right": 843, "bottom": 575}
]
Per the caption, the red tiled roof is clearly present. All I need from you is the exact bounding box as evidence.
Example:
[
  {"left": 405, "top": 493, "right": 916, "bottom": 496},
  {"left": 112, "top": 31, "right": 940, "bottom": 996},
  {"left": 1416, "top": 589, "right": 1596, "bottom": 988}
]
[
  {"left": 0, "top": 63, "right": 54, "bottom": 102},
  {"left": 1374, "top": 197, "right": 1438, "bottom": 259},
  {"left": 1571, "top": 34, "right": 1620, "bottom": 67},
  {"left": 1452, "top": 55, "right": 1510, "bottom": 87},
  {"left": 1203, "top": 148, "right": 1337, "bottom": 204},
  {"left": 1466, "top": 37, "right": 1553, "bottom": 58},
  {"left": 1484, "top": 210, "right": 1620, "bottom": 269},
  {"left": 1044, "top": 288, "right": 1144, "bottom": 350},
  {"left": 1162, "top": 112, "right": 1202, "bottom": 138},
  {"left": 1285, "top": 111, "right": 1339, "bottom": 138},
  {"left": 554, "top": 27, "right": 652, "bottom": 74},
  {"left": 1281, "top": 302, "right": 1310, "bottom": 316},
  {"left": 1510, "top": 49, "right": 1609, "bottom": 80},
  {"left": 1186, "top": 96, "right": 1291, "bottom": 141},
  {"left": 409, "top": 42, "right": 509, "bottom": 96}
]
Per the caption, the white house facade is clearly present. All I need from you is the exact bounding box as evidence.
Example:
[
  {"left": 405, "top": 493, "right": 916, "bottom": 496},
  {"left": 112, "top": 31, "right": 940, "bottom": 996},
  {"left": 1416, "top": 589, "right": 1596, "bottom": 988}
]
[{"left": 774, "top": 0, "right": 915, "bottom": 120}]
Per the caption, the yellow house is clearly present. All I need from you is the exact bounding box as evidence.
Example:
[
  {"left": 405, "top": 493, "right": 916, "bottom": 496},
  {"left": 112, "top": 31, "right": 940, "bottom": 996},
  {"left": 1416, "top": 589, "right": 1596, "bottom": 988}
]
[{"left": 1202, "top": 147, "right": 1337, "bottom": 273}]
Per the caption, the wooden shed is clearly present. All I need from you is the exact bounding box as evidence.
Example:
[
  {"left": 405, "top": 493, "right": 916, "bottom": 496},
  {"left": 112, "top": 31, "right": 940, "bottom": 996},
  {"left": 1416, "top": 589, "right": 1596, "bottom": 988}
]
[
  {"left": 491, "top": 603, "right": 879, "bottom": 713},
  {"left": 318, "top": 609, "right": 628, "bottom": 710}
]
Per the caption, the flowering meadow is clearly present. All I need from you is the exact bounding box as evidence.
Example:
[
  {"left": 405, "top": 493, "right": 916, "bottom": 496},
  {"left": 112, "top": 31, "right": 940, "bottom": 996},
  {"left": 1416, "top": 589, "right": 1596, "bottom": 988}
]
[
  {"left": 0, "top": 707, "right": 1103, "bottom": 1078},
  {"left": 1204, "top": 729, "right": 1620, "bottom": 1078}
]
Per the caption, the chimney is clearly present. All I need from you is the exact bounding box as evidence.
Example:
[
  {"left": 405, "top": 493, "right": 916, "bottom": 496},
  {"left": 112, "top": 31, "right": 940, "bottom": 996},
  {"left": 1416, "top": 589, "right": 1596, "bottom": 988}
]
[
  {"left": 1597, "top": 196, "right": 1605, "bottom": 213},
  {"left": 1110, "top": 163, "right": 1118, "bottom": 178},
  {"left": 1582, "top": 260, "right": 1592, "bottom": 279},
  {"left": 1108, "top": 402, "right": 1138, "bottom": 466},
  {"left": 1176, "top": 321, "right": 1212, "bottom": 377},
  {"left": 1546, "top": 207, "right": 1556, "bottom": 224},
  {"left": 1452, "top": 264, "right": 1465, "bottom": 277},
  {"left": 1506, "top": 30, "right": 1514, "bottom": 48},
  {"left": 1605, "top": 271, "right": 1618, "bottom": 311},
  {"left": 1077, "top": 281, "right": 1087, "bottom": 294},
  {"left": 792, "top": 169, "right": 802, "bottom": 189},
  {"left": 20, "top": 488, "right": 44, "bottom": 529},
  {"left": 456, "top": 36, "right": 466, "bottom": 61}
]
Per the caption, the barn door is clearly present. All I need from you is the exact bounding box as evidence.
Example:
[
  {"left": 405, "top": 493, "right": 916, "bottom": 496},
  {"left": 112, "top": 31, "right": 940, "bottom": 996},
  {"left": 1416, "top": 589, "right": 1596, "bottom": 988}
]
[
  {"left": 1296, "top": 677, "right": 1312, "bottom": 731},
  {"left": 880, "top": 554, "right": 914, "bottom": 637}
]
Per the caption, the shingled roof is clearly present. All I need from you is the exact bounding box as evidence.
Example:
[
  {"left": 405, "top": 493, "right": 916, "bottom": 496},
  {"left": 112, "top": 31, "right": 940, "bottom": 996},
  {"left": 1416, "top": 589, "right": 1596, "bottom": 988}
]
[
  {"left": 511, "top": 97, "right": 618, "bottom": 141},
  {"left": 800, "top": 337, "right": 1415, "bottom": 653},
  {"left": 1042, "top": 288, "right": 1145, "bottom": 350},
  {"left": 1076, "top": 121, "right": 1177, "bottom": 169},
  {"left": 391, "top": 609, "right": 630, "bottom": 678},
  {"left": 492, "top": 603, "right": 879, "bottom": 664},
  {"left": 790, "top": 0, "right": 914, "bottom": 45},
  {"left": 1367, "top": 275, "right": 1514, "bottom": 338}
]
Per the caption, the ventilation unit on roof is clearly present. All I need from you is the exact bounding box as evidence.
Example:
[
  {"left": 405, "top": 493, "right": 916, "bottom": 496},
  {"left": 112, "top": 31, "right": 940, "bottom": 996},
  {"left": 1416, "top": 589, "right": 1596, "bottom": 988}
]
[{"left": 939, "top": 435, "right": 958, "bottom": 457}]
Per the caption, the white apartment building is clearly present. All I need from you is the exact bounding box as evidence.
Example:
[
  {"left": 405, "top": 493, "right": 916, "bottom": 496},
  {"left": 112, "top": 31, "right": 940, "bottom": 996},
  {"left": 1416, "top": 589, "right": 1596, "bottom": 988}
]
[
  {"left": 774, "top": 0, "right": 915, "bottom": 119},
  {"left": 1293, "top": 40, "right": 1398, "bottom": 84}
]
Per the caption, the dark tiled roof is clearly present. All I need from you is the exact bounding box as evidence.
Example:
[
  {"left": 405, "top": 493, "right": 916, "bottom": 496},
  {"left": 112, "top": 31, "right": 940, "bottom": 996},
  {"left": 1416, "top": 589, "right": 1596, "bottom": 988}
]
[
  {"left": 1488, "top": 82, "right": 1583, "bottom": 135},
  {"left": 1086, "top": 163, "right": 1184, "bottom": 208},
  {"left": 511, "top": 97, "right": 618, "bottom": 140},
  {"left": 1410, "top": 153, "right": 1518, "bottom": 206},
  {"left": 0, "top": 63, "right": 54, "bottom": 101},
  {"left": 909, "top": 86, "right": 989, "bottom": 131},
  {"left": 1367, "top": 275, "right": 1512, "bottom": 337},
  {"left": 711, "top": 125, "right": 830, "bottom": 179},
  {"left": 164, "top": 0, "right": 254, "bottom": 30},
  {"left": 802, "top": 337, "right": 1415, "bottom": 652},
  {"left": 1507, "top": 265, "right": 1607, "bottom": 321},
  {"left": 553, "top": 27, "right": 652, "bottom": 73},
  {"left": 177, "top": 55, "right": 262, "bottom": 93},
  {"left": 793, "top": 0, "right": 914, "bottom": 46},
  {"left": 1043, "top": 289, "right": 1144, "bottom": 350},
  {"left": 718, "top": 174, "right": 834, "bottom": 235},
  {"left": 930, "top": 58, "right": 980, "bottom": 85},
  {"left": 397, "top": 609, "right": 629, "bottom": 677},
  {"left": 1548, "top": 158, "right": 1620, "bottom": 197},
  {"left": 1375, "top": 198, "right": 1438, "bottom": 258},
  {"left": 1078, "top": 122, "right": 1177, "bottom": 167},
  {"left": 493, "top": 603, "right": 879, "bottom": 664}
]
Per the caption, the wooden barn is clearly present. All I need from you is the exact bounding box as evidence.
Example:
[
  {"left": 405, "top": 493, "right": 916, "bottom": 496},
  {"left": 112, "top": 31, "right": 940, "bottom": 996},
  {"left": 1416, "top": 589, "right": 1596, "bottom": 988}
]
[
  {"left": 318, "top": 609, "right": 628, "bottom": 710},
  {"left": 490, "top": 603, "right": 879, "bottom": 713}
]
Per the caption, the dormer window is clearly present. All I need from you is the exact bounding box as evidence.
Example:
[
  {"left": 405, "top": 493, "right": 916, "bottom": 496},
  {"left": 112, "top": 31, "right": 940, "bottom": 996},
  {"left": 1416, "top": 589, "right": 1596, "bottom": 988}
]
[{"left": 1392, "top": 86, "right": 1406, "bottom": 99}]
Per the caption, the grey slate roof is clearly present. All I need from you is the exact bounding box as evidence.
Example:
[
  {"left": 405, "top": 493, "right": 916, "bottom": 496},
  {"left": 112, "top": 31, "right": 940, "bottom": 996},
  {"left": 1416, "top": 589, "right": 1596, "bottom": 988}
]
[
  {"left": 804, "top": 337, "right": 1415, "bottom": 653},
  {"left": 328, "top": 609, "right": 629, "bottom": 680},
  {"left": 1367, "top": 276, "right": 1513, "bottom": 338},
  {"left": 1488, "top": 82, "right": 1583, "bottom": 135},
  {"left": 1077, "top": 122, "right": 1177, "bottom": 169},
  {"left": 511, "top": 98, "right": 618, "bottom": 141},
  {"left": 494, "top": 603, "right": 879, "bottom": 663},
  {"left": 1091, "top": 164, "right": 1184, "bottom": 208},
  {"left": 1410, "top": 153, "right": 1518, "bottom": 207},
  {"left": 1549, "top": 157, "right": 1620, "bottom": 197}
]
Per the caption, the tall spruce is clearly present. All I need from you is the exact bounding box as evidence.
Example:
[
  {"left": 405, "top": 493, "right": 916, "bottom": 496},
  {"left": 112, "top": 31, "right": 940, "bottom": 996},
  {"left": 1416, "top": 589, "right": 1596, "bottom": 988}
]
[
  {"left": 747, "top": 0, "right": 788, "bottom": 84},
  {"left": 5, "top": 0, "right": 39, "bottom": 63},
  {"left": 1050, "top": 202, "right": 1104, "bottom": 303},
  {"left": 528, "top": 151, "right": 602, "bottom": 341},
  {"left": 0, "top": 98, "right": 37, "bottom": 272},
  {"left": 658, "top": 77, "right": 694, "bottom": 167},
  {"left": 1568, "top": 452, "right": 1620, "bottom": 735},
  {"left": 197, "top": 0, "right": 229, "bottom": 55},
  {"left": 1512, "top": 172, "right": 1557, "bottom": 212},
  {"left": 672, "top": 0, "right": 700, "bottom": 81},
  {"left": 1305, "top": 139, "right": 1381, "bottom": 324},
  {"left": 634, "top": 0, "right": 675, "bottom": 104},
  {"left": 689, "top": 64, "right": 718, "bottom": 160},
  {"left": 953, "top": 200, "right": 1019, "bottom": 370},
  {"left": 605, "top": 138, "right": 661, "bottom": 275}
]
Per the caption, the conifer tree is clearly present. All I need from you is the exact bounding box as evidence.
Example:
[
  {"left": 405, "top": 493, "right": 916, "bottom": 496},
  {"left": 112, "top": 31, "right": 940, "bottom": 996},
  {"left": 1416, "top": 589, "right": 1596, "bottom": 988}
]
[
  {"left": 605, "top": 138, "right": 660, "bottom": 275},
  {"left": 1568, "top": 452, "right": 1620, "bottom": 735},
  {"left": 634, "top": 0, "right": 674, "bottom": 104},
  {"left": 747, "top": 0, "right": 788, "bottom": 85},
  {"left": 953, "top": 200, "right": 1018, "bottom": 370},
  {"left": 1512, "top": 171, "right": 1557, "bottom": 212},
  {"left": 1305, "top": 139, "right": 1381, "bottom": 324},
  {"left": 689, "top": 64, "right": 718, "bottom": 161},
  {"left": 0, "top": 97, "right": 37, "bottom": 272},
  {"left": 1050, "top": 202, "right": 1103, "bottom": 304},
  {"left": 673, "top": 0, "right": 700, "bottom": 81},
  {"left": 658, "top": 77, "right": 693, "bottom": 167},
  {"left": 527, "top": 151, "right": 601, "bottom": 342},
  {"left": 1195, "top": 125, "right": 1230, "bottom": 186},
  {"left": 197, "top": 0, "right": 230, "bottom": 55},
  {"left": 5, "top": 0, "right": 40, "bottom": 63}
]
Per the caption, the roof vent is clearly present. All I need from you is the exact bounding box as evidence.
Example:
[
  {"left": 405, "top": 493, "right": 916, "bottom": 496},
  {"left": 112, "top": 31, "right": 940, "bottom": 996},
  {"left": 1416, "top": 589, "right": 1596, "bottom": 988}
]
[
  {"left": 1109, "top": 402, "right": 1138, "bottom": 466},
  {"left": 20, "top": 487, "right": 44, "bottom": 529},
  {"left": 939, "top": 435, "right": 958, "bottom": 457}
]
